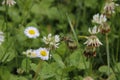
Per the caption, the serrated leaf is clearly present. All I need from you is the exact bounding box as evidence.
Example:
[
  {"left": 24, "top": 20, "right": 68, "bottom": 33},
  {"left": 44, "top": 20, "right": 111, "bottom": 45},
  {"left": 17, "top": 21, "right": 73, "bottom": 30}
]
[
  {"left": 78, "top": 62, "right": 90, "bottom": 70},
  {"left": 52, "top": 54, "right": 65, "bottom": 69},
  {"left": 39, "top": 62, "right": 55, "bottom": 79},
  {"left": 21, "top": 58, "right": 31, "bottom": 72}
]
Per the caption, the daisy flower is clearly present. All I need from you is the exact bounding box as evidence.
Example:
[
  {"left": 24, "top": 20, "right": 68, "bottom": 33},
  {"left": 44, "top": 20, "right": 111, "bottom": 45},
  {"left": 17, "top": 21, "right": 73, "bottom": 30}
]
[
  {"left": 36, "top": 48, "right": 49, "bottom": 60},
  {"left": 92, "top": 13, "right": 107, "bottom": 25},
  {"left": 2, "top": 0, "right": 16, "bottom": 6},
  {"left": 23, "top": 49, "right": 37, "bottom": 58},
  {"left": 42, "top": 33, "right": 60, "bottom": 48},
  {"left": 84, "top": 35, "right": 102, "bottom": 47},
  {"left": 0, "top": 31, "right": 4, "bottom": 45},
  {"left": 24, "top": 26, "right": 40, "bottom": 39}
]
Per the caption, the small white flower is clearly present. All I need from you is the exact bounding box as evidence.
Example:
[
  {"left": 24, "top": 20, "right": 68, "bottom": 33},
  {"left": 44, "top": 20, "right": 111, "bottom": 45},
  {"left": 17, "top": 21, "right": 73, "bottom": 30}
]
[
  {"left": 84, "top": 35, "right": 102, "bottom": 47},
  {"left": 104, "top": 1, "right": 119, "bottom": 14},
  {"left": 88, "top": 25, "right": 100, "bottom": 34},
  {"left": 92, "top": 13, "right": 107, "bottom": 24},
  {"left": 83, "top": 76, "right": 94, "bottom": 80},
  {"left": 24, "top": 26, "right": 40, "bottom": 38},
  {"left": 43, "top": 33, "right": 52, "bottom": 44},
  {"left": 23, "top": 49, "right": 37, "bottom": 58},
  {"left": 55, "top": 35, "right": 60, "bottom": 42},
  {"left": 42, "top": 33, "right": 60, "bottom": 48},
  {"left": 0, "top": 31, "right": 4, "bottom": 45},
  {"left": 2, "top": 0, "right": 16, "bottom": 6},
  {"left": 36, "top": 48, "right": 49, "bottom": 60}
]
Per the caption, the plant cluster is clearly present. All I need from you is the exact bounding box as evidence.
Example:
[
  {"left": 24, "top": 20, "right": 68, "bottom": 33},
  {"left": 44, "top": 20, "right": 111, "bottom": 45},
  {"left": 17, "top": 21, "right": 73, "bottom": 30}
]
[{"left": 0, "top": 0, "right": 120, "bottom": 80}]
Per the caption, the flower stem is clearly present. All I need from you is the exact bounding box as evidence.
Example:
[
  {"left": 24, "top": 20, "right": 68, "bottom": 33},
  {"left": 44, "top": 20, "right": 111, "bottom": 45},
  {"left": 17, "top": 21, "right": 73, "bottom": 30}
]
[
  {"left": 106, "top": 33, "right": 110, "bottom": 75},
  {"left": 66, "top": 13, "right": 79, "bottom": 45},
  {"left": 33, "top": 60, "right": 42, "bottom": 80}
]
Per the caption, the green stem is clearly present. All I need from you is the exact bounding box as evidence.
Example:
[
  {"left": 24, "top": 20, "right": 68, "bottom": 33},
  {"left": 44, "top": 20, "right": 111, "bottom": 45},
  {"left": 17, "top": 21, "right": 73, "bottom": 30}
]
[
  {"left": 78, "top": 36, "right": 88, "bottom": 39},
  {"left": 106, "top": 34, "right": 110, "bottom": 75},
  {"left": 116, "top": 39, "right": 119, "bottom": 62},
  {"left": 33, "top": 60, "right": 42, "bottom": 80},
  {"left": 66, "top": 13, "right": 88, "bottom": 72},
  {"left": 66, "top": 13, "right": 79, "bottom": 45},
  {"left": 60, "top": 70, "right": 64, "bottom": 80}
]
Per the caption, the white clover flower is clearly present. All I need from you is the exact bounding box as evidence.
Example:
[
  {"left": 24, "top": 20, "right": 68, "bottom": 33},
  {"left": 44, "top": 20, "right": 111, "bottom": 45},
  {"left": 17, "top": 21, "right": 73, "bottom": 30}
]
[
  {"left": 43, "top": 33, "right": 52, "bottom": 44},
  {"left": 55, "top": 35, "right": 60, "bottom": 42},
  {"left": 42, "top": 33, "right": 60, "bottom": 48},
  {"left": 2, "top": 0, "right": 16, "bottom": 6},
  {"left": 36, "top": 48, "right": 49, "bottom": 60},
  {"left": 83, "top": 76, "right": 94, "bottom": 80},
  {"left": 104, "top": 1, "right": 119, "bottom": 14},
  {"left": 24, "top": 26, "right": 40, "bottom": 39},
  {"left": 0, "top": 31, "right": 4, "bottom": 45},
  {"left": 23, "top": 49, "right": 37, "bottom": 58},
  {"left": 88, "top": 25, "right": 100, "bottom": 35},
  {"left": 84, "top": 35, "right": 102, "bottom": 47},
  {"left": 92, "top": 13, "right": 107, "bottom": 25}
]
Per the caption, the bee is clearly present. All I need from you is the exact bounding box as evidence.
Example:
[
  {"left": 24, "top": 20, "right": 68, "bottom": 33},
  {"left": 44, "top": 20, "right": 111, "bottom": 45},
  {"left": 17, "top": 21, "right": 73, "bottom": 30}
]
[{"left": 61, "top": 36, "right": 77, "bottom": 50}]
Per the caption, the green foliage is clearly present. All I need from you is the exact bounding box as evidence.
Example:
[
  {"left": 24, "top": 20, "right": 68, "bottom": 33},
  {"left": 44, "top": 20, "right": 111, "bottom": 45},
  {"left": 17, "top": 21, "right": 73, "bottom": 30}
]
[{"left": 0, "top": 0, "right": 120, "bottom": 80}]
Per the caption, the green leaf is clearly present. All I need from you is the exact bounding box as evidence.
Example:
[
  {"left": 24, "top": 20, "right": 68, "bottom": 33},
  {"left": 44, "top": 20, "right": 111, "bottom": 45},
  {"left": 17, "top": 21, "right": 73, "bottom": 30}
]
[
  {"left": 30, "top": 63, "right": 37, "bottom": 72},
  {"left": 21, "top": 58, "right": 31, "bottom": 72},
  {"left": 114, "top": 62, "right": 120, "bottom": 73},
  {"left": 10, "top": 75, "right": 28, "bottom": 80},
  {"left": 77, "top": 62, "right": 90, "bottom": 70},
  {"left": 108, "top": 73, "right": 116, "bottom": 80},
  {"left": 52, "top": 54, "right": 65, "bottom": 69},
  {"left": 63, "top": 66, "right": 75, "bottom": 72},
  {"left": 0, "top": 38, "right": 16, "bottom": 63},
  {"left": 56, "top": 42, "right": 66, "bottom": 56},
  {"left": 0, "top": 66, "right": 11, "bottom": 80},
  {"left": 39, "top": 62, "right": 56, "bottom": 79},
  {"left": 84, "top": 0, "right": 98, "bottom": 8},
  {"left": 99, "top": 65, "right": 113, "bottom": 73}
]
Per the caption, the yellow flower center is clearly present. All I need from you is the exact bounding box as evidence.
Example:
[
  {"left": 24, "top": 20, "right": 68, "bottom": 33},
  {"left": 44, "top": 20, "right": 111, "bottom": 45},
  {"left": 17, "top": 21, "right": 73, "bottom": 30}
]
[
  {"left": 40, "top": 50, "right": 47, "bottom": 56},
  {"left": 29, "top": 29, "right": 35, "bottom": 35}
]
